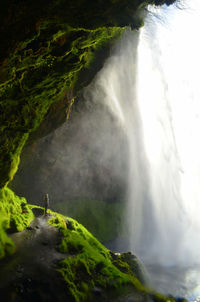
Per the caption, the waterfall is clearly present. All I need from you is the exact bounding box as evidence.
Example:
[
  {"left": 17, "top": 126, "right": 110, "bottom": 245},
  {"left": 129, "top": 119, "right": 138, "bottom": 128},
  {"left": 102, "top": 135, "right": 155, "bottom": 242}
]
[
  {"left": 85, "top": 0, "right": 200, "bottom": 266},
  {"left": 135, "top": 0, "right": 200, "bottom": 266}
]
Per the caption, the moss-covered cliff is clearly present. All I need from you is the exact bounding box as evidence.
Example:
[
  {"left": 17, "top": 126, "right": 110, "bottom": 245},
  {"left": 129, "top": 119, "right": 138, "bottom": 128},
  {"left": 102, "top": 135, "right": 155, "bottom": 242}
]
[
  {"left": 0, "top": 188, "right": 33, "bottom": 258},
  {"left": 0, "top": 204, "right": 177, "bottom": 302},
  {"left": 0, "top": 18, "right": 123, "bottom": 187},
  {"left": 0, "top": 0, "right": 175, "bottom": 188},
  {"left": 0, "top": 1, "right": 177, "bottom": 299}
]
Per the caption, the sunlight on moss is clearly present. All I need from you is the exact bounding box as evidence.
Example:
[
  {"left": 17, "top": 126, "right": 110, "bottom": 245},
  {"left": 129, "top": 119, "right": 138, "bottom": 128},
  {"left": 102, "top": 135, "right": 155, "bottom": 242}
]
[
  {"left": 0, "top": 188, "right": 34, "bottom": 258},
  {"left": 0, "top": 23, "right": 124, "bottom": 188},
  {"left": 48, "top": 211, "right": 175, "bottom": 302},
  {"left": 53, "top": 198, "right": 127, "bottom": 243}
]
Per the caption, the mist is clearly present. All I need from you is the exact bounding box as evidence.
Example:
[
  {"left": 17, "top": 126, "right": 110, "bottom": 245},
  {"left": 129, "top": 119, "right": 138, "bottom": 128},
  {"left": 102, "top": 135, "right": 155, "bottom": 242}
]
[
  {"left": 11, "top": 33, "right": 139, "bottom": 209},
  {"left": 11, "top": 0, "right": 200, "bottom": 269}
]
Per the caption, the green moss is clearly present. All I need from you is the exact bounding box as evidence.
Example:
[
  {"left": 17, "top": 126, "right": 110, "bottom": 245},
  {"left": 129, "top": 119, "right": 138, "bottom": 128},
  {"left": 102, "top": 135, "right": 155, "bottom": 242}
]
[
  {"left": 48, "top": 213, "right": 137, "bottom": 301},
  {"left": 0, "top": 132, "right": 29, "bottom": 188},
  {"left": 0, "top": 23, "right": 123, "bottom": 188},
  {"left": 0, "top": 0, "right": 175, "bottom": 187},
  {"left": 53, "top": 198, "right": 127, "bottom": 243},
  {"left": 0, "top": 188, "right": 34, "bottom": 258},
  {"left": 48, "top": 211, "right": 176, "bottom": 302}
]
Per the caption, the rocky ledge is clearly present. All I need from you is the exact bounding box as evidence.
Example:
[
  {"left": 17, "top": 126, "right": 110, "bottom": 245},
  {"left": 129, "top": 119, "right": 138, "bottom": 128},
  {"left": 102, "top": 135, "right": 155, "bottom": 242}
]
[{"left": 0, "top": 201, "right": 178, "bottom": 302}]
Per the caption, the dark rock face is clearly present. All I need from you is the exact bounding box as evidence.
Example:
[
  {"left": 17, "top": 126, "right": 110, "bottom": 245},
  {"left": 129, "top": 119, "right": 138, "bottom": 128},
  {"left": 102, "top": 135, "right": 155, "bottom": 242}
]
[
  {"left": 0, "top": 1, "right": 124, "bottom": 188},
  {"left": 10, "top": 80, "right": 131, "bottom": 244},
  {"left": 0, "top": 217, "right": 71, "bottom": 302},
  {"left": 0, "top": 214, "right": 148, "bottom": 302},
  {"left": 110, "top": 251, "right": 150, "bottom": 286},
  {"left": 0, "top": 0, "right": 176, "bottom": 188},
  {"left": 10, "top": 91, "right": 129, "bottom": 205}
]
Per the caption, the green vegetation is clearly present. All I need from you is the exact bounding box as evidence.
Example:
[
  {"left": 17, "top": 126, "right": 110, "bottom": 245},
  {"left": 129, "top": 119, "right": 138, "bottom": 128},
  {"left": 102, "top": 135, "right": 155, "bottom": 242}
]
[
  {"left": 0, "top": 22, "right": 124, "bottom": 188},
  {"left": 49, "top": 212, "right": 140, "bottom": 301},
  {"left": 0, "top": 0, "right": 175, "bottom": 188},
  {"left": 0, "top": 188, "right": 34, "bottom": 258},
  {"left": 48, "top": 211, "right": 176, "bottom": 302},
  {"left": 53, "top": 198, "right": 128, "bottom": 243},
  {"left": 0, "top": 2, "right": 177, "bottom": 300},
  {"left": 0, "top": 199, "right": 177, "bottom": 301},
  {"left": 48, "top": 212, "right": 130, "bottom": 300}
]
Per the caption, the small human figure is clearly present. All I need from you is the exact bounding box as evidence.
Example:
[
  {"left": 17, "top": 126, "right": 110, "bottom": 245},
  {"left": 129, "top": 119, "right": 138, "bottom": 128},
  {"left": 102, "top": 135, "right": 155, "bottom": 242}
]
[
  {"left": 44, "top": 193, "right": 49, "bottom": 216},
  {"left": 21, "top": 202, "right": 28, "bottom": 213}
]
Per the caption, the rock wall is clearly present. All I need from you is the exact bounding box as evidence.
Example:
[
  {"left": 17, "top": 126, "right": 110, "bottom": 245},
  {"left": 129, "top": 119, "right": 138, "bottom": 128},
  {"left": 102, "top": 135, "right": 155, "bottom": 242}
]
[{"left": 0, "top": 0, "right": 175, "bottom": 188}]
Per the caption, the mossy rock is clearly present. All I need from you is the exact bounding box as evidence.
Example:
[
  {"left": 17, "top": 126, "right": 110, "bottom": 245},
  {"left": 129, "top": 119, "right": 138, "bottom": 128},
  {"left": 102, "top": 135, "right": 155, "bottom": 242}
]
[
  {"left": 0, "top": 22, "right": 124, "bottom": 188},
  {"left": 0, "top": 0, "right": 176, "bottom": 188},
  {"left": 0, "top": 203, "right": 178, "bottom": 302},
  {"left": 53, "top": 198, "right": 128, "bottom": 243},
  {"left": 47, "top": 211, "right": 176, "bottom": 302},
  {"left": 0, "top": 188, "right": 34, "bottom": 259},
  {"left": 110, "top": 251, "right": 149, "bottom": 286}
]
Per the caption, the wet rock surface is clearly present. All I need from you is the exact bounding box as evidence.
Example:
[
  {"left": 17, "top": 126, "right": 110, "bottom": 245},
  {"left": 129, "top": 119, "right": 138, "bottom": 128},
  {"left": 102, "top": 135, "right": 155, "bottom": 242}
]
[
  {"left": 110, "top": 251, "right": 150, "bottom": 286},
  {"left": 0, "top": 215, "right": 143, "bottom": 302},
  {"left": 0, "top": 216, "right": 70, "bottom": 302},
  {"left": 0, "top": 213, "right": 175, "bottom": 302}
]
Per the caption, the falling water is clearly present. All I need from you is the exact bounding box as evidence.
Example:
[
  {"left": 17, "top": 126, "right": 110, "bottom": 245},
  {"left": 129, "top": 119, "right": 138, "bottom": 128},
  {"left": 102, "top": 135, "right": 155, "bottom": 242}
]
[
  {"left": 133, "top": 0, "right": 200, "bottom": 266},
  {"left": 10, "top": 0, "right": 200, "bottom": 297},
  {"left": 84, "top": 0, "right": 200, "bottom": 297}
]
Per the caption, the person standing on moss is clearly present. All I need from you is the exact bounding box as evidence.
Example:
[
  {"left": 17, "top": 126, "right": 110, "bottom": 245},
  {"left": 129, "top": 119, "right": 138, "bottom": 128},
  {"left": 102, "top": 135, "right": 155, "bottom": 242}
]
[{"left": 44, "top": 193, "right": 50, "bottom": 216}]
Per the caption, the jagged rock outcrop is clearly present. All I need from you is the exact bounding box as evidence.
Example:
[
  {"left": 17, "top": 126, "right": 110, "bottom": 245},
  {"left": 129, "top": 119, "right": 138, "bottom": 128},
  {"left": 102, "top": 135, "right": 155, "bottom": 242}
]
[
  {"left": 0, "top": 0, "right": 175, "bottom": 188},
  {"left": 0, "top": 207, "right": 176, "bottom": 302}
]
